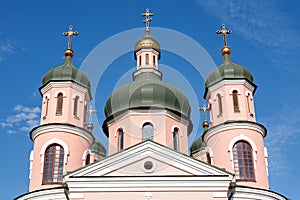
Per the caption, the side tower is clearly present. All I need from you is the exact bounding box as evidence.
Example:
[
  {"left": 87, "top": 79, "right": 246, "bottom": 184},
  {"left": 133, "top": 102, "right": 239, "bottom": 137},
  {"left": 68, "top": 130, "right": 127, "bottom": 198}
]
[
  {"left": 28, "top": 26, "right": 102, "bottom": 191},
  {"left": 103, "top": 9, "right": 193, "bottom": 155},
  {"left": 192, "top": 25, "right": 269, "bottom": 189}
]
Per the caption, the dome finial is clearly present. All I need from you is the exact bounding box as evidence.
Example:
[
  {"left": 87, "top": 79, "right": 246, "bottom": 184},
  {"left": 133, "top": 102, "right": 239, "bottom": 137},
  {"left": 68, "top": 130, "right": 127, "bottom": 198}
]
[
  {"left": 142, "top": 8, "right": 154, "bottom": 36},
  {"left": 87, "top": 104, "right": 96, "bottom": 132},
  {"left": 199, "top": 104, "right": 209, "bottom": 131},
  {"left": 63, "top": 25, "right": 79, "bottom": 57},
  {"left": 216, "top": 24, "right": 232, "bottom": 55}
]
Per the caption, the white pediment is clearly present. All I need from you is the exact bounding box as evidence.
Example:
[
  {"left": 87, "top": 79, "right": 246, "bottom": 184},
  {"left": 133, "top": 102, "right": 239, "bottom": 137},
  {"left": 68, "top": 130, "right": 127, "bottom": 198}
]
[{"left": 65, "top": 141, "right": 232, "bottom": 178}]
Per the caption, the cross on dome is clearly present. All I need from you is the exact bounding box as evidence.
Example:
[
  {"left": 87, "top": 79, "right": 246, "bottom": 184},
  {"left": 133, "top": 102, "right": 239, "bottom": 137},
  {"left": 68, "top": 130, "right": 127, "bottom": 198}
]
[
  {"left": 63, "top": 25, "right": 79, "bottom": 50},
  {"left": 87, "top": 104, "right": 96, "bottom": 124},
  {"left": 216, "top": 24, "right": 232, "bottom": 48},
  {"left": 142, "top": 8, "right": 154, "bottom": 36}
]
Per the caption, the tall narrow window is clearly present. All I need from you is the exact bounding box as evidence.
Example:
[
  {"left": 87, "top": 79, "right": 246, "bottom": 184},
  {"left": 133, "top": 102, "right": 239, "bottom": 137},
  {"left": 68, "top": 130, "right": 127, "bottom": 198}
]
[
  {"left": 44, "top": 96, "right": 49, "bottom": 117},
  {"left": 232, "top": 90, "right": 240, "bottom": 112},
  {"left": 142, "top": 123, "right": 154, "bottom": 141},
  {"left": 117, "top": 128, "right": 124, "bottom": 151},
  {"left": 139, "top": 55, "right": 142, "bottom": 66},
  {"left": 56, "top": 93, "right": 63, "bottom": 115},
  {"left": 43, "top": 144, "right": 64, "bottom": 184},
  {"left": 217, "top": 94, "right": 223, "bottom": 116},
  {"left": 73, "top": 96, "right": 79, "bottom": 117},
  {"left": 145, "top": 54, "right": 149, "bottom": 64},
  {"left": 232, "top": 141, "right": 255, "bottom": 181},
  {"left": 85, "top": 154, "right": 90, "bottom": 166},
  {"left": 153, "top": 55, "right": 156, "bottom": 66},
  {"left": 173, "top": 127, "right": 180, "bottom": 151}
]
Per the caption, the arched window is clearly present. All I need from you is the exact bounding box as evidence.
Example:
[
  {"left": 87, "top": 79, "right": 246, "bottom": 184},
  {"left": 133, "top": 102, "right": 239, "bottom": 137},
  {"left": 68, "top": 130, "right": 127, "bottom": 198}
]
[
  {"left": 217, "top": 93, "right": 223, "bottom": 116},
  {"left": 232, "top": 141, "right": 255, "bottom": 181},
  {"left": 173, "top": 127, "right": 180, "bottom": 151},
  {"left": 56, "top": 93, "right": 63, "bottom": 115},
  {"left": 142, "top": 123, "right": 154, "bottom": 141},
  {"left": 42, "top": 144, "right": 64, "bottom": 184},
  {"left": 153, "top": 55, "right": 156, "bottom": 66},
  {"left": 145, "top": 54, "right": 149, "bottom": 64},
  {"left": 73, "top": 96, "right": 79, "bottom": 117},
  {"left": 232, "top": 90, "right": 240, "bottom": 112},
  {"left": 117, "top": 128, "right": 124, "bottom": 151}
]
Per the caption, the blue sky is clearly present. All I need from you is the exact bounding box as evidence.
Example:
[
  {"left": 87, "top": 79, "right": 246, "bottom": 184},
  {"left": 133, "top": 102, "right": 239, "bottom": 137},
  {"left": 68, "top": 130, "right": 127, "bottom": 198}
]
[{"left": 0, "top": 0, "right": 299, "bottom": 199}]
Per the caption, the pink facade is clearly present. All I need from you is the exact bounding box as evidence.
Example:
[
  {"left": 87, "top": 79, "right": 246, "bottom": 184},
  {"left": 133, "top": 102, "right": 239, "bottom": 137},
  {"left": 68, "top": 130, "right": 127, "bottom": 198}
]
[{"left": 107, "top": 110, "right": 189, "bottom": 155}]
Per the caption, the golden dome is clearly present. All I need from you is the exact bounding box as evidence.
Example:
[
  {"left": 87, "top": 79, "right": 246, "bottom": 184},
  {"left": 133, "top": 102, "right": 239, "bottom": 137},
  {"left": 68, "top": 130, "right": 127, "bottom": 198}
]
[{"left": 134, "top": 36, "right": 160, "bottom": 53}]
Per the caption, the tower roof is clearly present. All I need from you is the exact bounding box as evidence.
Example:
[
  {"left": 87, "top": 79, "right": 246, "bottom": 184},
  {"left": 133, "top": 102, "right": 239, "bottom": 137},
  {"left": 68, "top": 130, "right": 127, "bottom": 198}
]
[
  {"left": 41, "top": 25, "right": 91, "bottom": 89},
  {"left": 42, "top": 55, "right": 91, "bottom": 88},
  {"left": 205, "top": 24, "right": 254, "bottom": 88},
  {"left": 205, "top": 54, "right": 254, "bottom": 87}
]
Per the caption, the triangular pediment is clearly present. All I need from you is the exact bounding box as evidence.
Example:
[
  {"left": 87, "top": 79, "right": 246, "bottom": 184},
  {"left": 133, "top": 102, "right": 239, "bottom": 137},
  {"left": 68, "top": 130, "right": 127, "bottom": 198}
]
[{"left": 65, "top": 141, "right": 232, "bottom": 179}]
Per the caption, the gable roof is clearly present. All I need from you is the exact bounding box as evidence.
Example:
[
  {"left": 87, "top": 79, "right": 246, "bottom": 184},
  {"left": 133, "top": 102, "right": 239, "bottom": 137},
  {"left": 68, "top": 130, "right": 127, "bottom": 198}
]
[{"left": 65, "top": 140, "right": 233, "bottom": 178}]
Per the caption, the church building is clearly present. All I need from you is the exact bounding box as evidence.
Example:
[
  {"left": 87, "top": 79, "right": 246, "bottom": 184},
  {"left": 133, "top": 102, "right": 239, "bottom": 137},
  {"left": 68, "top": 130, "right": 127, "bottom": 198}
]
[{"left": 15, "top": 9, "right": 287, "bottom": 200}]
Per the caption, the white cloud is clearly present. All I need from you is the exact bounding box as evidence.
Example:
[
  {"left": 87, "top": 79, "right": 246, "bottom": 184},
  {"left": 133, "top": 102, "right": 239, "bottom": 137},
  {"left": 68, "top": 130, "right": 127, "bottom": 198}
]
[
  {"left": 0, "top": 41, "right": 14, "bottom": 53},
  {"left": 0, "top": 105, "right": 41, "bottom": 134}
]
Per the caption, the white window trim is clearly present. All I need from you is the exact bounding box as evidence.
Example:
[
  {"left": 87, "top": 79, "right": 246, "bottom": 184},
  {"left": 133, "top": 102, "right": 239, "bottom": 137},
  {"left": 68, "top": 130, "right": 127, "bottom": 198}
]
[
  {"left": 229, "top": 88, "right": 241, "bottom": 95},
  {"left": 171, "top": 125, "right": 182, "bottom": 137},
  {"left": 140, "top": 120, "right": 155, "bottom": 130},
  {"left": 114, "top": 126, "right": 126, "bottom": 137},
  {"left": 72, "top": 93, "right": 83, "bottom": 102},
  {"left": 43, "top": 94, "right": 50, "bottom": 103},
  {"left": 82, "top": 149, "right": 92, "bottom": 166},
  {"left": 228, "top": 134, "right": 257, "bottom": 170},
  {"left": 205, "top": 147, "right": 214, "bottom": 165},
  {"left": 213, "top": 91, "right": 224, "bottom": 100},
  {"left": 54, "top": 90, "right": 66, "bottom": 98},
  {"left": 40, "top": 138, "right": 69, "bottom": 174}
]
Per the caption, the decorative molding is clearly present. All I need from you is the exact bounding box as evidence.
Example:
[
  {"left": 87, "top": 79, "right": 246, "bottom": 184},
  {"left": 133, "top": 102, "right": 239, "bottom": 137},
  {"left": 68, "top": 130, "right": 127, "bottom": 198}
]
[
  {"left": 114, "top": 126, "right": 126, "bottom": 137},
  {"left": 14, "top": 187, "right": 67, "bottom": 200},
  {"left": 31, "top": 123, "right": 94, "bottom": 145},
  {"left": 228, "top": 134, "right": 258, "bottom": 170},
  {"left": 203, "top": 121, "right": 266, "bottom": 143},
  {"left": 54, "top": 90, "right": 66, "bottom": 98},
  {"left": 231, "top": 186, "right": 288, "bottom": 200},
  {"left": 40, "top": 138, "right": 70, "bottom": 173},
  {"left": 171, "top": 125, "right": 182, "bottom": 137},
  {"left": 40, "top": 81, "right": 91, "bottom": 101}
]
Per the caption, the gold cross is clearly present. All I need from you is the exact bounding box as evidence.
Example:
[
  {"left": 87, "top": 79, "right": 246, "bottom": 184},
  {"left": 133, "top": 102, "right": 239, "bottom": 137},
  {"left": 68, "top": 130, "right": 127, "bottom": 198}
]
[
  {"left": 63, "top": 25, "right": 79, "bottom": 50},
  {"left": 199, "top": 104, "right": 209, "bottom": 122},
  {"left": 142, "top": 8, "right": 154, "bottom": 36},
  {"left": 87, "top": 104, "right": 96, "bottom": 124},
  {"left": 216, "top": 24, "right": 232, "bottom": 47}
]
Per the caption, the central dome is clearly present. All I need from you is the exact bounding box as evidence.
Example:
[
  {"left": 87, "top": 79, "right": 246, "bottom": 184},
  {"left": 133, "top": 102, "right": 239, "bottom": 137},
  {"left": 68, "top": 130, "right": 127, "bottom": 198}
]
[{"left": 104, "top": 79, "right": 191, "bottom": 119}]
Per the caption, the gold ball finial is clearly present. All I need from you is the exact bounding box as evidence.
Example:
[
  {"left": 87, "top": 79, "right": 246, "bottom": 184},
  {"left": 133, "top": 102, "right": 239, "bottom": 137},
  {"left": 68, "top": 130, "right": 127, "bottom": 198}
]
[
  {"left": 87, "top": 123, "right": 94, "bottom": 131},
  {"left": 221, "top": 47, "right": 231, "bottom": 55},
  {"left": 64, "top": 49, "right": 74, "bottom": 57},
  {"left": 202, "top": 121, "right": 209, "bottom": 129}
]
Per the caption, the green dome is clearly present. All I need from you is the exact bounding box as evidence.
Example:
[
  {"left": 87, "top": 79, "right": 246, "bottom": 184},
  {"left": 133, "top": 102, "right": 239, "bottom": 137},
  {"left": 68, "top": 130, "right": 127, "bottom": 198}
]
[
  {"left": 91, "top": 140, "right": 106, "bottom": 156},
  {"left": 205, "top": 54, "right": 254, "bottom": 87},
  {"left": 190, "top": 137, "right": 206, "bottom": 154},
  {"left": 42, "top": 56, "right": 91, "bottom": 89},
  {"left": 104, "top": 80, "right": 191, "bottom": 119}
]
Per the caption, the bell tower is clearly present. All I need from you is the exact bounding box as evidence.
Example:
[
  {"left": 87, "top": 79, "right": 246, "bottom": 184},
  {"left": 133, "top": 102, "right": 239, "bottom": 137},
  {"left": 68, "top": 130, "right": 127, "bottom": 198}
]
[
  {"left": 28, "top": 26, "right": 97, "bottom": 191},
  {"left": 191, "top": 24, "right": 269, "bottom": 189}
]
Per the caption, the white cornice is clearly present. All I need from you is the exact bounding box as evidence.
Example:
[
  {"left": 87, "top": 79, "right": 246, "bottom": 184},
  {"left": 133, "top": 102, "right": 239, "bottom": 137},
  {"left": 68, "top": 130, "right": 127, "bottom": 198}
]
[
  {"left": 203, "top": 122, "right": 266, "bottom": 143},
  {"left": 206, "top": 80, "right": 255, "bottom": 99},
  {"left": 66, "top": 176, "right": 232, "bottom": 192},
  {"left": 40, "top": 81, "right": 91, "bottom": 100},
  {"left": 15, "top": 187, "right": 67, "bottom": 200},
  {"left": 106, "top": 109, "right": 190, "bottom": 127},
  {"left": 231, "top": 186, "right": 287, "bottom": 200},
  {"left": 31, "top": 124, "right": 94, "bottom": 145}
]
